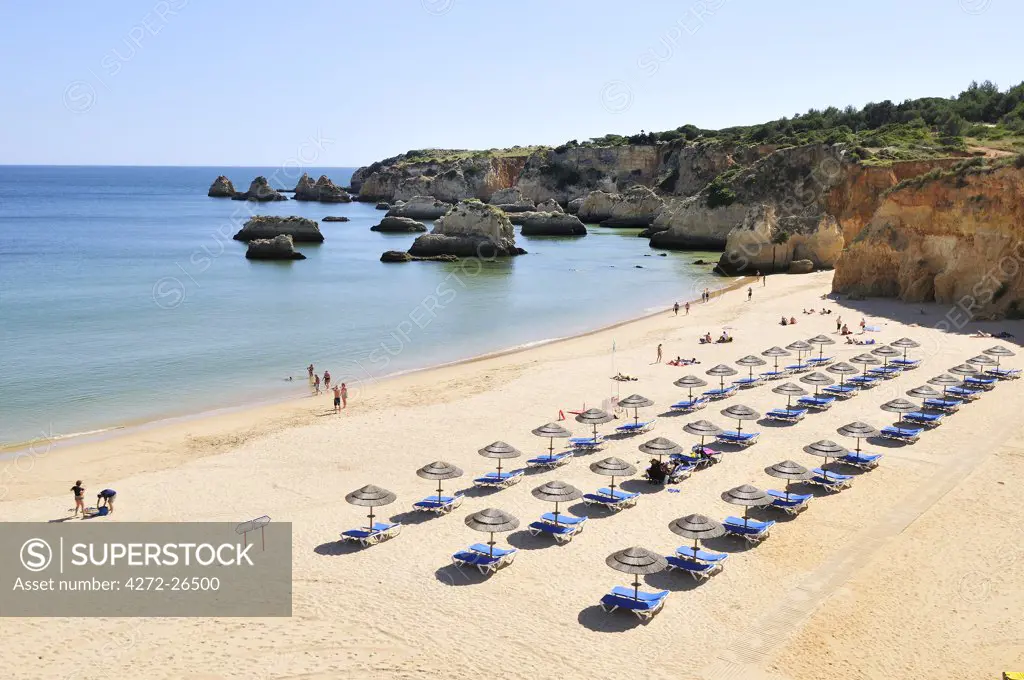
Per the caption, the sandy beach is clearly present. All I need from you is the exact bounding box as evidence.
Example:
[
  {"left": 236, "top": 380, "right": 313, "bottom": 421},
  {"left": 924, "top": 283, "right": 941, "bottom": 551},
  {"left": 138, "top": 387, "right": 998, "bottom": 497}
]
[{"left": 3, "top": 270, "right": 1023, "bottom": 680}]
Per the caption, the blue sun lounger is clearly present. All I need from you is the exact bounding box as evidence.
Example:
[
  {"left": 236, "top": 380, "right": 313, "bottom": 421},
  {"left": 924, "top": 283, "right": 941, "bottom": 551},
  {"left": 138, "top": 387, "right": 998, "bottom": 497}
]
[
  {"left": 528, "top": 520, "right": 582, "bottom": 543},
  {"left": 904, "top": 411, "right": 944, "bottom": 427},
  {"left": 766, "top": 407, "right": 808, "bottom": 423},
  {"left": 838, "top": 451, "right": 883, "bottom": 470},
  {"left": 847, "top": 375, "right": 879, "bottom": 388},
  {"left": 822, "top": 384, "right": 858, "bottom": 398},
  {"left": 880, "top": 426, "right": 923, "bottom": 443},
  {"left": 890, "top": 358, "right": 921, "bottom": 369},
  {"left": 760, "top": 370, "right": 789, "bottom": 381},
  {"left": 703, "top": 385, "right": 738, "bottom": 400},
  {"left": 526, "top": 451, "right": 573, "bottom": 468},
  {"left": 716, "top": 430, "right": 760, "bottom": 447},
  {"left": 766, "top": 490, "right": 812, "bottom": 514},
  {"left": 671, "top": 451, "right": 718, "bottom": 470},
  {"left": 964, "top": 375, "right": 998, "bottom": 389},
  {"left": 582, "top": 491, "right": 636, "bottom": 511},
  {"left": 923, "top": 397, "right": 963, "bottom": 412},
  {"left": 600, "top": 587, "right": 669, "bottom": 620},
  {"left": 597, "top": 487, "right": 639, "bottom": 502},
  {"left": 797, "top": 395, "right": 836, "bottom": 410},
  {"left": 468, "top": 543, "right": 516, "bottom": 558},
  {"left": 987, "top": 367, "right": 1021, "bottom": 380},
  {"left": 675, "top": 546, "right": 729, "bottom": 563},
  {"left": 945, "top": 386, "right": 981, "bottom": 400},
  {"left": 666, "top": 461, "right": 696, "bottom": 483},
  {"left": 340, "top": 522, "right": 402, "bottom": 547},
  {"left": 733, "top": 376, "right": 763, "bottom": 389},
  {"left": 808, "top": 469, "right": 853, "bottom": 491},
  {"left": 413, "top": 494, "right": 464, "bottom": 514},
  {"left": 670, "top": 397, "right": 709, "bottom": 412},
  {"left": 807, "top": 356, "right": 835, "bottom": 367},
  {"left": 541, "top": 512, "right": 586, "bottom": 526},
  {"left": 569, "top": 436, "right": 604, "bottom": 451},
  {"left": 615, "top": 419, "right": 656, "bottom": 435},
  {"left": 473, "top": 470, "right": 525, "bottom": 488},
  {"left": 452, "top": 546, "right": 517, "bottom": 574},
  {"left": 785, "top": 362, "right": 810, "bottom": 373},
  {"left": 868, "top": 366, "right": 903, "bottom": 379},
  {"left": 723, "top": 516, "right": 775, "bottom": 542},
  {"left": 665, "top": 555, "right": 723, "bottom": 580}
]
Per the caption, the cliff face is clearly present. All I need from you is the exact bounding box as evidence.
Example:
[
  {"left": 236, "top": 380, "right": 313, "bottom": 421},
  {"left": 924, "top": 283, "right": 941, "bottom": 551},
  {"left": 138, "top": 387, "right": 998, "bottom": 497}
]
[
  {"left": 355, "top": 155, "right": 529, "bottom": 203},
  {"left": 515, "top": 145, "right": 662, "bottom": 204},
  {"left": 833, "top": 164, "right": 1024, "bottom": 317}
]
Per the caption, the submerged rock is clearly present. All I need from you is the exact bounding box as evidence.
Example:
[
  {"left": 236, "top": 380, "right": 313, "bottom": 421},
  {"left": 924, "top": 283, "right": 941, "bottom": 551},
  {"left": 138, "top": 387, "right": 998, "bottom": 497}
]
[
  {"left": 380, "top": 250, "right": 458, "bottom": 263},
  {"left": 233, "top": 216, "right": 324, "bottom": 243},
  {"left": 208, "top": 175, "right": 235, "bottom": 197},
  {"left": 293, "top": 174, "right": 352, "bottom": 202},
  {"left": 246, "top": 234, "right": 306, "bottom": 260},
  {"left": 386, "top": 195, "right": 452, "bottom": 220},
  {"left": 322, "top": 216, "right": 350, "bottom": 222},
  {"left": 408, "top": 200, "right": 523, "bottom": 258},
  {"left": 371, "top": 216, "right": 428, "bottom": 233},
  {"left": 232, "top": 176, "right": 288, "bottom": 202}
]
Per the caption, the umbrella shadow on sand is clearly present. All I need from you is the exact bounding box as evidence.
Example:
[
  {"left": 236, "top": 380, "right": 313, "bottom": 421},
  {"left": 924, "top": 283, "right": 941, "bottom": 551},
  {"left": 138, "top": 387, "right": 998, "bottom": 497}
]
[
  {"left": 577, "top": 604, "right": 649, "bottom": 632},
  {"left": 434, "top": 564, "right": 491, "bottom": 587},
  {"left": 313, "top": 539, "right": 366, "bottom": 557},
  {"left": 387, "top": 510, "right": 441, "bottom": 526},
  {"left": 867, "top": 433, "right": 915, "bottom": 448},
  {"left": 644, "top": 569, "right": 710, "bottom": 592},
  {"left": 457, "top": 485, "right": 504, "bottom": 499},
  {"left": 756, "top": 417, "right": 801, "bottom": 429},
  {"left": 506, "top": 529, "right": 561, "bottom": 551},
  {"left": 619, "top": 479, "right": 664, "bottom": 495}
]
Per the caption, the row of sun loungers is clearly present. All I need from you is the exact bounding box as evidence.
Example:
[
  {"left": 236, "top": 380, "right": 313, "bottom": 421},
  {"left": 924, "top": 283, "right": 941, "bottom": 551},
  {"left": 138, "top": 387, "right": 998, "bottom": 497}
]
[
  {"left": 452, "top": 543, "right": 519, "bottom": 574},
  {"left": 340, "top": 522, "right": 403, "bottom": 547}
]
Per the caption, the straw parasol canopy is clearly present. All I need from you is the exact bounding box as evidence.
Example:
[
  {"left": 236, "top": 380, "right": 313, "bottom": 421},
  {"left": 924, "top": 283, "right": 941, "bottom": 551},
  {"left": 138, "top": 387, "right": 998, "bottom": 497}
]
[
  {"left": 668, "top": 514, "right": 726, "bottom": 551},
  {"left": 575, "top": 408, "right": 613, "bottom": 440},
  {"left": 850, "top": 353, "right": 881, "bottom": 370},
  {"left": 590, "top": 456, "right": 637, "bottom": 496},
  {"left": 478, "top": 441, "right": 522, "bottom": 477},
  {"left": 836, "top": 421, "right": 879, "bottom": 454},
  {"left": 417, "top": 461, "right": 464, "bottom": 504},
  {"left": 891, "top": 337, "right": 921, "bottom": 362},
  {"left": 345, "top": 484, "right": 397, "bottom": 529},
  {"left": 721, "top": 484, "right": 771, "bottom": 527},
  {"left": 706, "top": 364, "right": 739, "bottom": 390},
  {"left": 787, "top": 340, "right": 813, "bottom": 352},
  {"left": 736, "top": 354, "right": 767, "bottom": 380},
  {"left": 606, "top": 547, "right": 668, "bottom": 600},
  {"left": 762, "top": 346, "right": 792, "bottom": 372},
  {"left": 871, "top": 345, "right": 901, "bottom": 368},
  {"left": 532, "top": 480, "right": 582, "bottom": 525},
  {"left": 826, "top": 361, "right": 859, "bottom": 387},
  {"left": 807, "top": 334, "right": 836, "bottom": 360},
  {"left": 803, "top": 439, "right": 849, "bottom": 481},
  {"left": 984, "top": 345, "right": 1016, "bottom": 370},
  {"left": 772, "top": 382, "right": 808, "bottom": 408},
  {"left": 618, "top": 394, "right": 654, "bottom": 426},
  {"left": 880, "top": 399, "right": 920, "bottom": 436},
  {"left": 638, "top": 437, "right": 683, "bottom": 461},
  {"left": 684, "top": 420, "right": 723, "bottom": 448},
  {"left": 966, "top": 354, "right": 997, "bottom": 367},
  {"left": 532, "top": 422, "right": 572, "bottom": 459},
  {"left": 674, "top": 375, "right": 708, "bottom": 400},
  {"left": 800, "top": 371, "right": 835, "bottom": 396},
  {"left": 949, "top": 363, "right": 980, "bottom": 376},
  {"left": 720, "top": 404, "right": 760, "bottom": 434},
  {"left": 465, "top": 508, "right": 520, "bottom": 557},
  {"left": 928, "top": 373, "right": 962, "bottom": 397},
  {"left": 907, "top": 385, "right": 942, "bottom": 399},
  {"left": 764, "top": 460, "right": 813, "bottom": 498}
]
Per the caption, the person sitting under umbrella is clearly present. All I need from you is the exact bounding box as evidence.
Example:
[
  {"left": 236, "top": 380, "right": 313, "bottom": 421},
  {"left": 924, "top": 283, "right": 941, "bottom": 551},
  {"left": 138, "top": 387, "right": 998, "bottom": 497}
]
[{"left": 646, "top": 458, "right": 665, "bottom": 484}]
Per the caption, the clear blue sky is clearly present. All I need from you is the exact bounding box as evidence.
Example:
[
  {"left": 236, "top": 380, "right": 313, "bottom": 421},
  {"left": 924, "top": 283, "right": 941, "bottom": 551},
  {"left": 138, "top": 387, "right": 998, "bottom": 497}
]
[{"left": 2, "top": 0, "right": 1020, "bottom": 166}]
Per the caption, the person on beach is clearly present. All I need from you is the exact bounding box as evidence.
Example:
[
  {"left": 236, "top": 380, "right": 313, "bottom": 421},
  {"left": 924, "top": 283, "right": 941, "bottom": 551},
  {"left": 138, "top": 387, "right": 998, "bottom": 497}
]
[
  {"left": 307, "top": 364, "right": 314, "bottom": 381},
  {"left": 313, "top": 374, "right": 321, "bottom": 395},
  {"left": 747, "top": 287, "right": 753, "bottom": 301},
  {"left": 673, "top": 302, "right": 679, "bottom": 316},
  {"left": 71, "top": 480, "right": 85, "bottom": 517},
  {"left": 859, "top": 318, "right": 866, "bottom": 332},
  {"left": 684, "top": 301, "right": 690, "bottom": 315},
  {"left": 836, "top": 317, "right": 842, "bottom": 333},
  {"left": 841, "top": 324, "right": 852, "bottom": 335},
  {"left": 340, "top": 383, "right": 348, "bottom": 409},
  {"left": 332, "top": 385, "right": 342, "bottom": 413},
  {"left": 655, "top": 344, "right": 663, "bottom": 363},
  {"left": 790, "top": 316, "right": 797, "bottom": 325},
  {"left": 97, "top": 489, "right": 116, "bottom": 514},
  {"left": 762, "top": 272, "right": 767, "bottom": 286},
  {"left": 323, "top": 370, "right": 331, "bottom": 390},
  {"left": 756, "top": 270, "right": 762, "bottom": 286}
]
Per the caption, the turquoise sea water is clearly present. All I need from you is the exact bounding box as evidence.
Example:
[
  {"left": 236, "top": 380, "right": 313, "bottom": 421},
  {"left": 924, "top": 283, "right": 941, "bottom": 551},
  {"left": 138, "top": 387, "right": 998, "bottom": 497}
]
[{"left": 0, "top": 166, "right": 719, "bottom": 446}]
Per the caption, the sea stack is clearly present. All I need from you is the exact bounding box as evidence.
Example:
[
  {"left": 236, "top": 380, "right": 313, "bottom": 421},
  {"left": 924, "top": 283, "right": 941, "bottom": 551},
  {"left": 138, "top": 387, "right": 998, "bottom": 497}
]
[
  {"left": 245, "top": 234, "right": 306, "bottom": 260},
  {"left": 407, "top": 199, "right": 523, "bottom": 258},
  {"left": 293, "top": 173, "right": 352, "bottom": 203},
  {"left": 232, "top": 176, "right": 288, "bottom": 202},
  {"left": 208, "top": 175, "right": 235, "bottom": 197},
  {"left": 233, "top": 216, "right": 324, "bottom": 243},
  {"left": 385, "top": 195, "right": 452, "bottom": 220},
  {"left": 371, "top": 216, "right": 428, "bottom": 233}
]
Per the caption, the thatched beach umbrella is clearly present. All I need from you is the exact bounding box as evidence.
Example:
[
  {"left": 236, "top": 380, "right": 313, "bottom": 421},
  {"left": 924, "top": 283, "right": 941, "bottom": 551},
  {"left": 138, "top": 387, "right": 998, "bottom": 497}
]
[
  {"left": 891, "top": 337, "right": 921, "bottom": 363},
  {"left": 850, "top": 353, "right": 881, "bottom": 371},
  {"left": 575, "top": 408, "right": 613, "bottom": 440},
  {"left": 836, "top": 421, "right": 879, "bottom": 455},
  {"left": 764, "top": 460, "right": 813, "bottom": 500},
  {"left": 416, "top": 461, "right": 464, "bottom": 505},
  {"left": 907, "top": 385, "right": 942, "bottom": 399},
  {"left": 871, "top": 345, "right": 901, "bottom": 368},
  {"left": 949, "top": 363, "right": 980, "bottom": 376},
  {"left": 668, "top": 514, "right": 726, "bottom": 552},
  {"left": 532, "top": 481, "right": 582, "bottom": 526},
  {"left": 606, "top": 547, "right": 668, "bottom": 600},
  {"left": 618, "top": 394, "right": 654, "bottom": 426},
  {"left": 807, "top": 335, "right": 835, "bottom": 360},
  {"left": 803, "top": 440, "right": 849, "bottom": 481},
  {"left": 928, "top": 373, "right": 963, "bottom": 398},
  {"left": 532, "top": 422, "right": 572, "bottom": 460},
  {"left": 736, "top": 355, "right": 767, "bottom": 381},
  {"left": 772, "top": 382, "right": 808, "bottom": 408},
  {"left": 590, "top": 457, "right": 637, "bottom": 497},
  {"left": 465, "top": 508, "right": 520, "bottom": 557},
  {"left": 478, "top": 441, "right": 522, "bottom": 477},
  {"left": 638, "top": 437, "right": 683, "bottom": 463},
  {"left": 674, "top": 375, "right": 708, "bottom": 401},
  {"left": 826, "top": 361, "right": 859, "bottom": 387},
  {"left": 706, "top": 364, "right": 739, "bottom": 390},
  {"left": 720, "top": 404, "right": 760, "bottom": 435},
  {"left": 984, "top": 345, "right": 1016, "bottom": 371},
  {"left": 683, "top": 420, "right": 723, "bottom": 449},
  {"left": 721, "top": 484, "right": 772, "bottom": 528},
  {"left": 345, "top": 484, "right": 397, "bottom": 530},
  {"left": 966, "top": 354, "right": 997, "bottom": 368},
  {"left": 799, "top": 371, "right": 834, "bottom": 396},
  {"left": 761, "top": 346, "right": 792, "bottom": 373},
  {"left": 880, "top": 398, "right": 921, "bottom": 436}
]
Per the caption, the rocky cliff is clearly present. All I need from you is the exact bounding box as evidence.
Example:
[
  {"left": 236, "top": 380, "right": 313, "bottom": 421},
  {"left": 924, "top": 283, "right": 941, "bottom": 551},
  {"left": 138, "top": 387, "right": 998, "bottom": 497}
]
[
  {"left": 833, "top": 162, "right": 1024, "bottom": 317},
  {"left": 355, "top": 153, "right": 529, "bottom": 203},
  {"left": 577, "top": 185, "right": 665, "bottom": 226},
  {"left": 293, "top": 173, "right": 351, "bottom": 203}
]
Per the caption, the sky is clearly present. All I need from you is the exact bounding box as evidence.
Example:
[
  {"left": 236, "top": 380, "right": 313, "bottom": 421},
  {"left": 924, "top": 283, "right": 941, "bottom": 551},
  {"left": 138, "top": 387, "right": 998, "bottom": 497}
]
[{"left": 1, "top": 0, "right": 1021, "bottom": 167}]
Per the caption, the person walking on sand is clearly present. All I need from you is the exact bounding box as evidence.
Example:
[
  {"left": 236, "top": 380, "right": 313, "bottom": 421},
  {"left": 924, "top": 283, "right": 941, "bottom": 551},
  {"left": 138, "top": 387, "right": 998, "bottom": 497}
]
[
  {"left": 71, "top": 480, "right": 85, "bottom": 517},
  {"left": 332, "top": 385, "right": 342, "bottom": 413},
  {"left": 684, "top": 301, "right": 690, "bottom": 315},
  {"left": 340, "top": 383, "right": 348, "bottom": 409},
  {"left": 313, "top": 373, "right": 321, "bottom": 395},
  {"left": 747, "top": 287, "right": 753, "bottom": 302},
  {"left": 673, "top": 302, "right": 679, "bottom": 316},
  {"left": 323, "top": 370, "right": 331, "bottom": 390},
  {"left": 656, "top": 343, "right": 663, "bottom": 363}
]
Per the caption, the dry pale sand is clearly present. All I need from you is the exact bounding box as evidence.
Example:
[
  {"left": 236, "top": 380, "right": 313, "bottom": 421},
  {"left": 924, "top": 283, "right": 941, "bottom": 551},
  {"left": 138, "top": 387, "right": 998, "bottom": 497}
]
[{"left": 3, "top": 271, "right": 1023, "bottom": 680}]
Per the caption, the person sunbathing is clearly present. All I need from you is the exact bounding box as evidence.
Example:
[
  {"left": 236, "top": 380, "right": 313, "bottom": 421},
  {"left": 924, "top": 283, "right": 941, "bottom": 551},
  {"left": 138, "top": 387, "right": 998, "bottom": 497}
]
[
  {"left": 840, "top": 324, "right": 852, "bottom": 335},
  {"left": 646, "top": 458, "right": 665, "bottom": 484},
  {"left": 612, "top": 372, "right": 638, "bottom": 381},
  {"left": 789, "top": 316, "right": 797, "bottom": 325},
  {"left": 780, "top": 316, "right": 788, "bottom": 326},
  {"left": 699, "top": 332, "right": 713, "bottom": 344},
  {"left": 668, "top": 357, "right": 700, "bottom": 366},
  {"left": 716, "top": 333, "right": 733, "bottom": 343}
]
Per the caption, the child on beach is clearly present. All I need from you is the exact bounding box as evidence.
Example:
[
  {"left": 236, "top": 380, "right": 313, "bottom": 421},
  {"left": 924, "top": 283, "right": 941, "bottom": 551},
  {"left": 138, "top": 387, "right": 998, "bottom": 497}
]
[
  {"left": 313, "top": 374, "right": 321, "bottom": 395},
  {"left": 71, "top": 480, "right": 85, "bottom": 517},
  {"left": 340, "top": 383, "right": 348, "bottom": 409}
]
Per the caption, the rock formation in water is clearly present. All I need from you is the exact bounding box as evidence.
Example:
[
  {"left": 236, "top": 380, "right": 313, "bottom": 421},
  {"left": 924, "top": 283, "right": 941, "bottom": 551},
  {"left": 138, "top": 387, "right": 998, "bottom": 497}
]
[
  {"left": 293, "top": 173, "right": 351, "bottom": 202},
  {"left": 577, "top": 185, "right": 665, "bottom": 226},
  {"left": 518, "top": 212, "right": 587, "bottom": 236},
  {"left": 232, "top": 176, "right": 288, "bottom": 202},
  {"left": 371, "top": 216, "right": 428, "bottom": 233},
  {"left": 408, "top": 200, "right": 523, "bottom": 258},
  {"left": 322, "top": 216, "right": 350, "bottom": 222},
  {"left": 245, "top": 234, "right": 306, "bottom": 260},
  {"left": 535, "top": 198, "right": 564, "bottom": 214},
  {"left": 488, "top": 186, "right": 536, "bottom": 213},
  {"left": 385, "top": 195, "right": 452, "bottom": 220},
  {"left": 208, "top": 175, "right": 235, "bottom": 197},
  {"left": 233, "top": 216, "right": 324, "bottom": 243},
  {"left": 380, "top": 250, "right": 459, "bottom": 263},
  {"left": 353, "top": 151, "right": 530, "bottom": 203},
  {"left": 375, "top": 202, "right": 391, "bottom": 210},
  {"left": 833, "top": 161, "right": 1024, "bottom": 317}
]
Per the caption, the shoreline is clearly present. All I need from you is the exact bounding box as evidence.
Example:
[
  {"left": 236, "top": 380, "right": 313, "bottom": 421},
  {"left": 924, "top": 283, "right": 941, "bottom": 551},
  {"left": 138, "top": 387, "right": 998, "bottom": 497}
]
[{"left": 0, "top": 274, "right": 751, "bottom": 459}]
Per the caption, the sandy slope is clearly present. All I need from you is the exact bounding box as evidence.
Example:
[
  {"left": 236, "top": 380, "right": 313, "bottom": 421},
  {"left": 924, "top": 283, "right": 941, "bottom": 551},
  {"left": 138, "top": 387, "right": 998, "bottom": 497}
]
[{"left": 2, "top": 271, "right": 1022, "bottom": 680}]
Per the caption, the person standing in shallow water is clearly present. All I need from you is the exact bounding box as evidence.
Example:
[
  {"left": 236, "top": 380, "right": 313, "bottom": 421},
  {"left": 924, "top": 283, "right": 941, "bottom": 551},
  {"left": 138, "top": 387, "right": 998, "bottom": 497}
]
[
  {"left": 307, "top": 364, "right": 314, "bottom": 381},
  {"left": 332, "top": 385, "right": 342, "bottom": 413},
  {"left": 313, "top": 373, "right": 321, "bottom": 395},
  {"left": 323, "top": 370, "right": 331, "bottom": 390},
  {"left": 673, "top": 302, "right": 679, "bottom": 316}
]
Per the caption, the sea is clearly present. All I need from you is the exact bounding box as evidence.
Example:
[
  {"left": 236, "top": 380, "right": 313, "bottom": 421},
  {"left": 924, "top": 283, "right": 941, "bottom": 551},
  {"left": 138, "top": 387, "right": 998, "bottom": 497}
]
[{"left": 0, "top": 165, "right": 721, "bottom": 447}]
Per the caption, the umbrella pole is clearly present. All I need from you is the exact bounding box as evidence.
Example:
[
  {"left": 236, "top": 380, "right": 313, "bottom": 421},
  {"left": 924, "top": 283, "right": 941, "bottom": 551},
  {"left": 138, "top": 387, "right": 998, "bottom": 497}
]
[
  {"left": 592, "top": 424, "right": 598, "bottom": 441},
  {"left": 548, "top": 437, "right": 554, "bottom": 459},
  {"left": 634, "top": 408, "right": 639, "bottom": 427},
  {"left": 553, "top": 502, "right": 560, "bottom": 526},
  {"left": 823, "top": 456, "right": 830, "bottom": 481},
  {"left": 609, "top": 475, "right": 617, "bottom": 497},
  {"left": 437, "top": 481, "right": 443, "bottom": 505},
  {"left": 488, "top": 531, "right": 495, "bottom": 558},
  {"left": 785, "top": 480, "right": 791, "bottom": 502},
  {"left": 634, "top": 574, "right": 640, "bottom": 600},
  {"left": 736, "top": 418, "right": 743, "bottom": 435},
  {"left": 743, "top": 507, "right": 749, "bottom": 528},
  {"left": 497, "top": 459, "right": 503, "bottom": 477},
  {"left": 367, "top": 508, "right": 375, "bottom": 531}
]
